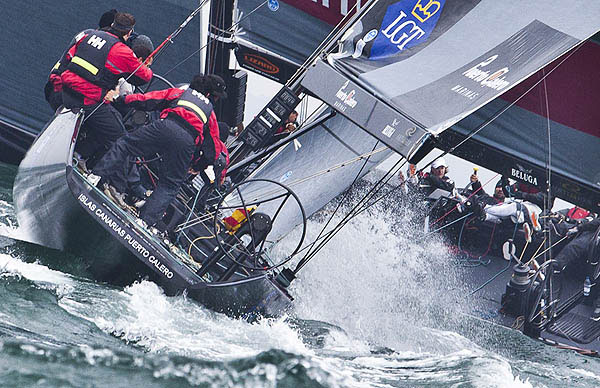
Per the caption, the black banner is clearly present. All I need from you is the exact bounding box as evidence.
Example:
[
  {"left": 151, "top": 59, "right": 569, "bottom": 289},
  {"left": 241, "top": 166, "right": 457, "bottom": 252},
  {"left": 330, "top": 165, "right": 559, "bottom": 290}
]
[
  {"left": 302, "top": 60, "right": 430, "bottom": 160},
  {"left": 235, "top": 45, "right": 299, "bottom": 84}
]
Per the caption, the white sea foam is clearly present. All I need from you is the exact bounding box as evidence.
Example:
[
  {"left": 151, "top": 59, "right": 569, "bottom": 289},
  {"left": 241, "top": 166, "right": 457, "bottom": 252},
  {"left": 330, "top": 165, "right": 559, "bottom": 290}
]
[
  {"left": 0, "top": 253, "right": 74, "bottom": 290},
  {"left": 60, "top": 279, "right": 309, "bottom": 361}
]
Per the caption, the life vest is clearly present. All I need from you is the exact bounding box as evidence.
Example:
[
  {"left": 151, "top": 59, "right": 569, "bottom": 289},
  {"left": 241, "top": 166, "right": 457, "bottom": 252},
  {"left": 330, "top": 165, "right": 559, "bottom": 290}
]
[
  {"left": 172, "top": 87, "right": 213, "bottom": 134},
  {"left": 51, "top": 30, "right": 91, "bottom": 77},
  {"left": 66, "top": 30, "right": 121, "bottom": 90}
]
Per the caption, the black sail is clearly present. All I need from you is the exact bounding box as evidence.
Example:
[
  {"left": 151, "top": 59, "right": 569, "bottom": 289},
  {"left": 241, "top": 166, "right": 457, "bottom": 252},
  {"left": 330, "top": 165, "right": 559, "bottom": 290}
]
[{"left": 438, "top": 34, "right": 600, "bottom": 212}]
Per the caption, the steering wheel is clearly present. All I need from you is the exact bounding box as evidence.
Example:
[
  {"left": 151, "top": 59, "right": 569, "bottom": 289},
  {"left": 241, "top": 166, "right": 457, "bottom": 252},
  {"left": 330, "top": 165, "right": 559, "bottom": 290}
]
[{"left": 213, "top": 178, "right": 306, "bottom": 271}]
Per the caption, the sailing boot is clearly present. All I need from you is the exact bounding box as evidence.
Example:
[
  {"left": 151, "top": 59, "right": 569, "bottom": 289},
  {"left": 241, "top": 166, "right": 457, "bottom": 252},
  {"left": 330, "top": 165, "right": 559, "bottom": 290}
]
[
  {"left": 103, "top": 183, "right": 129, "bottom": 211},
  {"left": 73, "top": 152, "right": 90, "bottom": 175}
]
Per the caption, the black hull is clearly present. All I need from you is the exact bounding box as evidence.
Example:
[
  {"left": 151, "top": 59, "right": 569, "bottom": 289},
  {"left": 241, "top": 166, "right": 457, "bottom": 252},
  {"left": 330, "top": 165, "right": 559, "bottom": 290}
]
[{"left": 12, "top": 111, "right": 292, "bottom": 318}]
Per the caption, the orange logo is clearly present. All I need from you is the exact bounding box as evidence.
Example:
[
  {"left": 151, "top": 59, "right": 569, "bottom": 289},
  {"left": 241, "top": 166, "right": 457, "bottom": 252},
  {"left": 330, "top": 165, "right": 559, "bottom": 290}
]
[{"left": 243, "top": 54, "right": 279, "bottom": 74}]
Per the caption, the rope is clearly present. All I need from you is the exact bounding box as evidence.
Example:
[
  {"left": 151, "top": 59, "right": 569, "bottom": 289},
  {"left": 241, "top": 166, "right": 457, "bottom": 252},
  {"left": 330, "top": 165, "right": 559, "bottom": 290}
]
[
  {"left": 294, "top": 158, "right": 406, "bottom": 273},
  {"left": 163, "top": 1, "right": 269, "bottom": 77},
  {"left": 296, "top": 140, "right": 382, "bottom": 271},
  {"left": 175, "top": 188, "right": 203, "bottom": 245},
  {"left": 233, "top": 146, "right": 389, "bottom": 203},
  {"left": 457, "top": 217, "right": 496, "bottom": 262}
]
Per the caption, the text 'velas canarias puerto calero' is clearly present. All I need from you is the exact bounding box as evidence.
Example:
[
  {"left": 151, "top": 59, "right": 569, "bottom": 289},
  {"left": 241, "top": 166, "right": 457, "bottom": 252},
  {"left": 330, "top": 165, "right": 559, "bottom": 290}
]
[{"left": 77, "top": 193, "right": 174, "bottom": 279}]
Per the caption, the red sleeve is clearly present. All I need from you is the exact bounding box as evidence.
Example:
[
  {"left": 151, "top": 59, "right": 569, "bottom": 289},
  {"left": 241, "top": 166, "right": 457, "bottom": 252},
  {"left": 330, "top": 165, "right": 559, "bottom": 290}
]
[
  {"left": 106, "top": 42, "right": 153, "bottom": 85},
  {"left": 207, "top": 111, "right": 220, "bottom": 160},
  {"left": 65, "top": 33, "right": 88, "bottom": 61},
  {"left": 123, "top": 88, "right": 183, "bottom": 111}
]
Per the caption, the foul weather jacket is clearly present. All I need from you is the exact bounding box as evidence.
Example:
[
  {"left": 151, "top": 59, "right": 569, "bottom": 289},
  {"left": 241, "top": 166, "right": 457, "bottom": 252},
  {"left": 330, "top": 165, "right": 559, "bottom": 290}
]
[
  {"left": 115, "top": 87, "right": 228, "bottom": 181},
  {"left": 46, "top": 29, "right": 93, "bottom": 96},
  {"left": 61, "top": 30, "right": 152, "bottom": 106}
]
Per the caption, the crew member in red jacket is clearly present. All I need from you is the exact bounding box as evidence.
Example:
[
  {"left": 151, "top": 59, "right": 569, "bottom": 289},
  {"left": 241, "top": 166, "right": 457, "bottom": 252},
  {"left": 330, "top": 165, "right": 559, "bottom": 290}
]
[
  {"left": 44, "top": 9, "right": 118, "bottom": 111},
  {"left": 94, "top": 74, "right": 228, "bottom": 227},
  {"left": 60, "top": 12, "right": 153, "bottom": 165}
]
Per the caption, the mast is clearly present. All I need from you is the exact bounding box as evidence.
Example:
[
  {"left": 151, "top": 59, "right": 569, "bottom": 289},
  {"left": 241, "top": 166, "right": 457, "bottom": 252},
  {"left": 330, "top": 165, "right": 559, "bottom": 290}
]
[
  {"left": 206, "top": 0, "right": 234, "bottom": 76},
  {"left": 206, "top": 0, "right": 246, "bottom": 129}
]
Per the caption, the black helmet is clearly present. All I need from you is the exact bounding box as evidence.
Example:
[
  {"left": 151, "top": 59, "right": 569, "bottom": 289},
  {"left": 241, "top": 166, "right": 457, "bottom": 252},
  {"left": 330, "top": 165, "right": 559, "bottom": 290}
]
[{"left": 98, "top": 9, "right": 117, "bottom": 29}]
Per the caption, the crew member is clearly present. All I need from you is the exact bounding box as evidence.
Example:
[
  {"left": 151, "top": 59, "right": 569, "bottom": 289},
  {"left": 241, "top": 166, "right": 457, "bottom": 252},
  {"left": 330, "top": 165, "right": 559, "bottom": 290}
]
[
  {"left": 472, "top": 178, "right": 505, "bottom": 205},
  {"left": 190, "top": 121, "right": 230, "bottom": 187},
  {"left": 94, "top": 74, "right": 227, "bottom": 227},
  {"left": 469, "top": 176, "right": 544, "bottom": 239},
  {"left": 552, "top": 216, "right": 600, "bottom": 320},
  {"left": 276, "top": 110, "right": 298, "bottom": 134},
  {"left": 44, "top": 9, "right": 118, "bottom": 111},
  {"left": 60, "top": 12, "right": 153, "bottom": 166},
  {"left": 420, "top": 157, "right": 455, "bottom": 196}
]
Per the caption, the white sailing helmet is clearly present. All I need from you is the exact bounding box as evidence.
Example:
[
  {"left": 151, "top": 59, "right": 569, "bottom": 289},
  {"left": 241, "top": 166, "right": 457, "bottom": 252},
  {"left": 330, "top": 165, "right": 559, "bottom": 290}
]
[{"left": 431, "top": 157, "right": 448, "bottom": 169}]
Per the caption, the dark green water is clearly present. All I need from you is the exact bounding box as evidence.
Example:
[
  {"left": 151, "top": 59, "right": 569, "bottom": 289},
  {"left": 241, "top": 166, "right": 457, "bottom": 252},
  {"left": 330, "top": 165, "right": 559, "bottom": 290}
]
[{"left": 1, "top": 162, "right": 599, "bottom": 387}]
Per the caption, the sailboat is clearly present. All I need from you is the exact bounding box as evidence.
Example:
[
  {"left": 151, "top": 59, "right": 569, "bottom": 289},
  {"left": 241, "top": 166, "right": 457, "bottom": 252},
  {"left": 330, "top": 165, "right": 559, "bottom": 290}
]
[
  {"left": 6, "top": 0, "right": 381, "bottom": 319},
  {"left": 5, "top": 0, "right": 600, "bottom": 354},
  {"left": 291, "top": 0, "right": 600, "bottom": 355}
]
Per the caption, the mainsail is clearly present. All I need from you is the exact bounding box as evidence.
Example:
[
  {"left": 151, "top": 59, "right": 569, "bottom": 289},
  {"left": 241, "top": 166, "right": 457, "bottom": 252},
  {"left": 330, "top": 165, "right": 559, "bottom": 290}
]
[
  {"left": 438, "top": 35, "right": 600, "bottom": 212},
  {"left": 301, "top": 0, "right": 600, "bottom": 162}
]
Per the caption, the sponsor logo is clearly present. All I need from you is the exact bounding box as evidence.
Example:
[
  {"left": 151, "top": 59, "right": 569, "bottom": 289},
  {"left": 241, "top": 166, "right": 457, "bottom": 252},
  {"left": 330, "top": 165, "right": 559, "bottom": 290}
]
[
  {"left": 74, "top": 31, "right": 87, "bottom": 43},
  {"left": 268, "top": 0, "right": 279, "bottom": 12},
  {"left": 190, "top": 88, "right": 211, "bottom": 104},
  {"left": 450, "top": 85, "right": 479, "bottom": 100},
  {"left": 511, "top": 165, "right": 538, "bottom": 186},
  {"left": 279, "top": 171, "right": 292, "bottom": 183},
  {"left": 87, "top": 35, "right": 107, "bottom": 50},
  {"left": 382, "top": 125, "right": 396, "bottom": 137},
  {"left": 364, "top": 29, "right": 378, "bottom": 42},
  {"left": 370, "top": 0, "right": 446, "bottom": 59},
  {"left": 462, "top": 55, "right": 510, "bottom": 91},
  {"left": 77, "top": 193, "right": 174, "bottom": 279},
  {"left": 334, "top": 80, "right": 358, "bottom": 112},
  {"left": 411, "top": 0, "right": 442, "bottom": 22},
  {"left": 242, "top": 53, "right": 280, "bottom": 75}
]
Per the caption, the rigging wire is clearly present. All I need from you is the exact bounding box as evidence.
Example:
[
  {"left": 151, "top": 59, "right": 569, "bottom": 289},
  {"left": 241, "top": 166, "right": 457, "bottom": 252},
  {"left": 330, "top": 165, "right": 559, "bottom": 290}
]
[
  {"left": 163, "top": 1, "right": 269, "bottom": 77},
  {"left": 286, "top": 0, "right": 370, "bottom": 86},
  {"left": 299, "top": 140, "right": 381, "bottom": 267},
  {"left": 294, "top": 157, "right": 406, "bottom": 273}
]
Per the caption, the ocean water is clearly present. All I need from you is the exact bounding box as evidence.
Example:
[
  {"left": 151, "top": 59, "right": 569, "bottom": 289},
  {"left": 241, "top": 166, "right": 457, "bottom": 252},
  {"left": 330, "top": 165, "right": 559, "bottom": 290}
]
[{"left": 0, "top": 161, "right": 599, "bottom": 387}]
